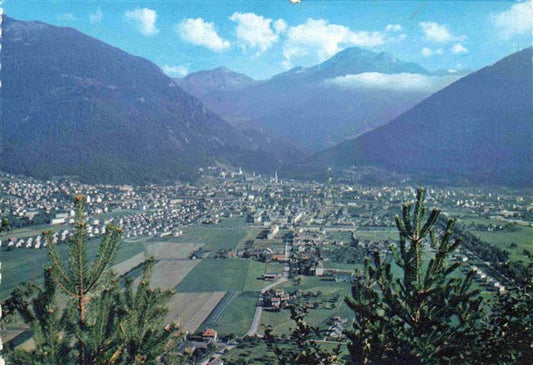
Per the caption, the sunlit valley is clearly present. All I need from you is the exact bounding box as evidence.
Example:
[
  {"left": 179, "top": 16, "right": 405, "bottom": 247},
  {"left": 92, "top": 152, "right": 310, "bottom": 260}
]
[{"left": 0, "top": 1, "right": 531, "bottom": 364}]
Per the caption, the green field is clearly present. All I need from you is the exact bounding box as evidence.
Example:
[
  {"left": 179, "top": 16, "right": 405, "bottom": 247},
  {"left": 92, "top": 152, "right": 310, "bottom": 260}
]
[
  {"left": 202, "top": 291, "right": 259, "bottom": 336},
  {"left": 220, "top": 339, "right": 351, "bottom": 364},
  {"left": 325, "top": 230, "right": 353, "bottom": 243},
  {"left": 353, "top": 228, "right": 398, "bottom": 241},
  {"left": 265, "top": 262, "right": 285, "bottom": 273},
  {"left": 443, "top": 209, "right": 532, "bottom": 263},
  {"left": 170, "top": 217, "right": 248, "bottom": 255},
  {"left": 0, "top": 223, "right": 69, "bottom": 240},
  {"left": 175, "top": 259, "right": 271, "bottom": 292},
  {"left": 472, "top": 227, "right": 532, "bottom": 263},
  {"left": 323, "top": 262, "right": 359, "bottom": 271},
  {"left": 220, "top": 339, "right": 278, "bottom": 364},
  {"left": 1, "top": 239, "right": 145, "bottom": 299},
  {"left": 235, "top": 226, "right": 262, "bottom": 251},
  {"left": 260, "top": 276, "right": 352, "bottom": 336}
]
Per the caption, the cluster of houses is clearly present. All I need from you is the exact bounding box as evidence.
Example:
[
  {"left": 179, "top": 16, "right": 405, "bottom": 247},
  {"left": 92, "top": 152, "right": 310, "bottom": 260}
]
[
  {"left": 260, "top": 288, "right": 291, "bottom": 310},
  {"left": 325, "top": 316, "right": 348, "bottom": 341},
  {"left": 471, "top": 265, "right": 506, "bottom": 293},
  {"left": 1, "top": 168, "right": 529, "bottom": 296}
]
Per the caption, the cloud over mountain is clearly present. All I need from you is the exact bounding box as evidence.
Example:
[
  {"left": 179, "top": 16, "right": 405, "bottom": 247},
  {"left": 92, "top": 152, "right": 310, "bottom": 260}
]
[
  {"left": 313, "top": 48, "right": 533, "bottom": 187},
  {"left": 282, "top": 18, "right": 386, "bottom": 65},
  {"left": 161, "top": 64, "right": 189, "bottom": 77},
  {"left": 326, "top": 72, "right": 461, "bottom": 92}
]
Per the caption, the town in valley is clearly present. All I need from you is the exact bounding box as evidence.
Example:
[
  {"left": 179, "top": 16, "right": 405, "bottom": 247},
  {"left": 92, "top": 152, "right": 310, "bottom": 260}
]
[{"left": 2, "top": 168, "right": 530, "bottom": 363}]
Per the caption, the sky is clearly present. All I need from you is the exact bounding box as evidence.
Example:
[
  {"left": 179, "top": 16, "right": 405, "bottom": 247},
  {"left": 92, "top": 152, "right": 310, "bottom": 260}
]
[{"left": 3, "top": 0, "right": 532, "bottom": 80}]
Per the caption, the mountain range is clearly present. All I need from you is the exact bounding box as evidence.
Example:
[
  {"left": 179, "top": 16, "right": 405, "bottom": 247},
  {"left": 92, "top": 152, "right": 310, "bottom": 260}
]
[
  {"left": 313, "top": 48, "right": 533, "bottom": 186},
  {"left": 177, "top": 47, "right": 464, "bottom": 149},
  {"left": 175, "top": 67, "right": 258, "bottom": 98},
  {"left": 0, "top": 16, "right": 297, "bottom": 183},
  {"left": 1, "top": 16, "right": 530, "bottom": 187}
]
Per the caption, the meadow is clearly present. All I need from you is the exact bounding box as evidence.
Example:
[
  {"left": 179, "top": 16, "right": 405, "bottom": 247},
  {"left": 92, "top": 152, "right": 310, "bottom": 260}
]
[
  {"left": 201, "top": 290, "right": 259, "bottom": 336},
  {"left": 352, "top": 227, "right": 398, "bottom": 241},
  {"left": 165, "top": 291, "right": 227, "bottom": 332},
  {"left": 259, "top": 276, "right": 352, "bottom": 336},
  {"left": 175, "top": 259, "right": 272, "bottom": 293},
  {"left": 0, "top": 238, "right": 145, "bottom": 299},
  {"left": 170, "top": 216, "right": 248, "bottom": 254},
  {"left": 445, "top": 209, "right": 532, "bottom": 263},
  {"left": 472, "top": 227, "right": 532, "bottom": 263}
]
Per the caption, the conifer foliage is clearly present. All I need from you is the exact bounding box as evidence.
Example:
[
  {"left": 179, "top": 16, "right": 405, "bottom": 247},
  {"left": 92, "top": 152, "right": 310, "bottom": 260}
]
[
  {"left": 345, "top": 188, "right": 484, "bottom": 364},
  {"left": 4, "top": 196, "right": 184, "bottom": 364},
  {"left": 45, "top": 196, "right": 122, "bottom": 364},
  {"left": 264, "top": 305, "right": 341, "bottom": 365},
  {"left": 4, "top": 267, "right": 71, "bottom": 364}
]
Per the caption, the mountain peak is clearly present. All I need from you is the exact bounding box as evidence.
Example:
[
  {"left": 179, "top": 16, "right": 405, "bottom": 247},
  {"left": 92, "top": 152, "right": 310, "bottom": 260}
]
[
  {"left": 214, "top": 66, "right": 232, "bottom": 73},
  {"left": 330, "top": 47, "right": 373, "bottom": 59},
  {"left": 308, "top": 47, "right": 430, "bottom": 78},
  {"left": 313, "top": 48, "right": 532, "bottom": 186},
  {"left": 175, "top": 67, "right": 257, "bottom": 98},
  {"left": 1, "top": 15, "right": 255, "bottom": 184}
]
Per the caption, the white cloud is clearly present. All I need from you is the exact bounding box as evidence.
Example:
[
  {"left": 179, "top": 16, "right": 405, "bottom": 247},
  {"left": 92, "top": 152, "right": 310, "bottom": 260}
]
[
  {"left": 89, "top": 7, "right": 103, "bottom": 24},
  {"left": 451, "top": 43, "right": 468, "bottom": 54},
  {"left": 491, "top": 0, "right": 533, "bottom": 39},
  {"left": 177, "top": 18, "right": 230, "bottom": 52},
  {"left": 421, "top": 47, "right": 443, "bottom": 57},
  {"left": 385, "top": 24, "right": 403, "bottom": 32},
  {"left": 273, "top": 19, "right": 288, "bottom": 34},
  {"left": 326, "top": 72, "right": 460, "bottom": 92},
  {"left": 283, "top": 18, "right": 385, "bottom": 63},
  {"left": 281, "top": 60, "right": 293, "bottom": 70},
  {"left": 58, "top": 13, "right": 76, "bottom": 21},
  {"left": 161, "top": 65, "right": 189, "bottom": 77},
  {"left": 419, "top": 21, "right": 465, "bottom": 43},
  {"left": 125, "top": 7, "right": 159, "bottom": 36},
  {"left": 230, "top": 12, "right": 280, "bottom": 53}
]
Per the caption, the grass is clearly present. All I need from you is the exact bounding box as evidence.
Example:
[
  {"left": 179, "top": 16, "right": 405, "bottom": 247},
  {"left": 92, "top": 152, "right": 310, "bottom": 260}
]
[
  {"left": 0, "top": 223, "right": 69, "bottom": 240},
  {"left": 0, "top": 238, "right": 145, "bottom": 299},
  {"left": 166, "top": 292, "right": 227, "bottom": 332},
  {"left": 265, "top": 262, "right": 285, "bottom": 273},
  {"left": 325, "top": 230, "right": 353, "bottom": 243},
  {"left": 144, "top": 241, "right": 203, "bottom": 259},
  {"left": 260, "top": 276, "right": 352, "bottom": 336},
  {"left": 472, "top": 227, "right": 533, "bottom": 263},
  {"left": 444, "top": 210, "right": 532, "bottom": 263},
  {"left": 175, "top": 259, "right": 270, "bottom": 293},
  {"left": 323, "top": 262, "right": 359, "bottom": 271},
  {"left": 169, "top": 217, "right": 248, "bottom": 255},
  {"left": 220, "top": 340, "right": 352, "bottom": 365},
  {"left": 143, "top": 259, "right": 200, "bottom": 289},
  {"left": 202, "top": 291, "right": 259, "bottom": 336},
  {"left": 353, "top": 228, "right": 398, "bottom": 241},
  {"left": 220, "top": 339, "right": 277, "bottom": 364},
  {"left": 235, "top": 226, "right": 262, "bottom": 251}
]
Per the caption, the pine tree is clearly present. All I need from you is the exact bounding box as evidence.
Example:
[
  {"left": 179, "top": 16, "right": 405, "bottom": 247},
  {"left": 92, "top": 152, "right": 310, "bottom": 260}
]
[
  {"left": 45, "top": 195, "right": 123, "bottom": 365},
  {"left": 114, "top": 259, "right": 184, "bottom": 364},
  {"left": 4, "top": 267, "right": 72, "bottom": 364},
  {"left": 481, "top": 288, "right": 533, "bottom": 364},
  {"left": 345, "top": 188, "right": 484, "bottom": 364},
  {"left": 264, "top": 304, "right": 341, "bottom": 365},
  {"left": 4, "top": 196, "right": 185, "bottom": 364},
  {"left": 1, "top": 217, "right": 8, "bottom": 233}
]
